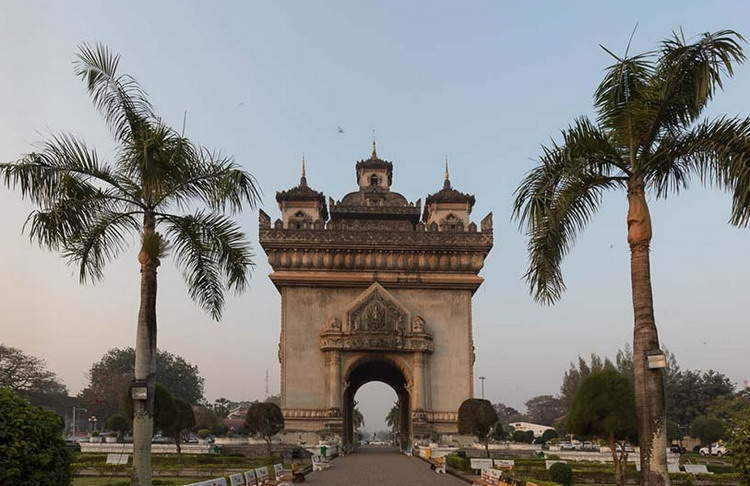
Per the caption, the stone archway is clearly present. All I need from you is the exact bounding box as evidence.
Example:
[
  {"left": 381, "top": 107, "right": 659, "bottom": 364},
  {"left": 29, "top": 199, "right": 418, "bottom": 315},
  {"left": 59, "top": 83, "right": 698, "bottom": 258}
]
[{"left": 342, "top": 356, "right": 412, "bottom": 449}]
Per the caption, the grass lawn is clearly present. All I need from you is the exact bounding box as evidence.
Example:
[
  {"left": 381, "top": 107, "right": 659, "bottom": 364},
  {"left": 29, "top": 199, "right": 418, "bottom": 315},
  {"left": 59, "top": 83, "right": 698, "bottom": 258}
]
[{"left": 73, "top": 478, "right": 210, "bottom": 486}]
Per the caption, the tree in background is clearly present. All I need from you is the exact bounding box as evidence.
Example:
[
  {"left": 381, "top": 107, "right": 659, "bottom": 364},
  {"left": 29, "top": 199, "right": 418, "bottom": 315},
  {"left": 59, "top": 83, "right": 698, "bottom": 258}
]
[
  {"left": 549, "top": 462, "right": 573, "bottom": 486},
  {"left": 164, "top": 399, "right": 195, "bottom": 456},
  {"left": 514, "top": 29, "right": 750, "bottom": 486},
  {"left": 666, "top": 420, "right": 684, "bottom": 445},
  {"left": 560, "top": 354, "right": 615, "bottom": 410},
  {"left": 567, "top": 370, "right": 636, "bottom": 486},
  {"left": 512, "top": 430, "right": 535, "bottom": 444},
  {"left": 708, "top": 392, "right": 750, "bottom": 422},
  {"left": 213, "top": 398, "right": 232, "bottom": 419},
  {"left": 78, "top": 347, "right": 205, "bottom": 421},
  {"left": 0, "top": 344, "right": 70, "bottom": 415},
  {"left": 265, "top": 395, "right": 281, "bottom": 406},
  {"left": 542, "top": 428, "right": 559, "bottom": 442},
  {"left": 385, "top": 403, "right": 400, "bottom": 434},
  {"left": 525, "top": 395, "right": 565, "bottom": 426},
  {"left": 668, "top": 369, "right": 735, "bottom": 427},
  {"left": 105, "top": 414, "right": 130, "bottom": 442},
  {"left": 245, "top": 402, "right": 284, "bottom": 456},
  {"left": 458, "top": 398, "right": 499, "bottom": 457},
  {"left": 0, "top": 388, "right": 72, "bottom": 486},
  {"left": 1, "top": 44, "right": 259, "bottom": 486},
  {"left": 352, "top": 406, "right": 365, "bottom": 431},
  {"left": 493, "top": 402, "right": 527, "bottom": 424},
  {"left": 193, "top": 405, "right": 219, "bottom": 432},
  {"left": 726, "top": 416, "right": 750, "bottom": 486},
  {"left": 690, "top": 416, "right": 726, "bottom": 454}
]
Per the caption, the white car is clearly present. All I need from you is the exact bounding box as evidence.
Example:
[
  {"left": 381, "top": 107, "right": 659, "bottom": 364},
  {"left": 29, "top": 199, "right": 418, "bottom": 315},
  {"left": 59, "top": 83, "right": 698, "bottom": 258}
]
[{"left": 699, "top": 444, "right": 727, "bottom": 456}]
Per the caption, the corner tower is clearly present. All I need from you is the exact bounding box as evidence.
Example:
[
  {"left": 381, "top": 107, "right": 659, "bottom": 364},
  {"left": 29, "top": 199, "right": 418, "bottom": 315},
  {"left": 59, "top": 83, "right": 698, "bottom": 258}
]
[{"left": 259, "top": 147, "right": 493, "bottom": 448}]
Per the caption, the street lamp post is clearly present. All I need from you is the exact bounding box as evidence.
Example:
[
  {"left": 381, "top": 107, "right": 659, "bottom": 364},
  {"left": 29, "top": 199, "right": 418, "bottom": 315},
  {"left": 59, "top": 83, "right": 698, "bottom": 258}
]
[{"left": 479, "top": 376, "right": 486, "bottom": 399}]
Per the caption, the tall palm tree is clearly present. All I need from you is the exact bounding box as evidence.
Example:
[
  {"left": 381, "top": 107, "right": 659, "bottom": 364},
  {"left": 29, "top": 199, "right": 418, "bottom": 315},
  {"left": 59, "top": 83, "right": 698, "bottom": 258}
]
[
  {"left": 513, "top": 30, "right": 750, "bottom": 486},
  {"left": 385, "top": 403, "right": 400, "bottom": 433},
  {"left": 352, "top": 406, "right": 365, "bottom": 431},
  {"left": 1, "top": 44, "right": 259, "bottom": 486}
]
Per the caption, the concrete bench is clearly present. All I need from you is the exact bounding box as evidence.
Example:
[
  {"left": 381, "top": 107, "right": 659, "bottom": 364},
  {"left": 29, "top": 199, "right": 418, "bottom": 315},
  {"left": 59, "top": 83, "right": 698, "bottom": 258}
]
[
  {"left": 312, "top": 454, "right": 331, "bottom": 472},
  {"left": 684, "top": 464, "right": 712, "bottom": 475},
  {"left": 494, "top": 459, "right": 514, "bottom": 470},
  {"left": 229, "top": 472, "right": 246, "bottom": 486},
  {"left": 470, "top": 458, "right": 494, "bottom": 471},
  {"left": 243, "top": 470, "right": 258, "bottom": 485},
  {"left": 186, "top": 479, "right": 227, "bottom": 486},
  {"left": 105, "top": 453, "right": 129, "bottom": 465}
]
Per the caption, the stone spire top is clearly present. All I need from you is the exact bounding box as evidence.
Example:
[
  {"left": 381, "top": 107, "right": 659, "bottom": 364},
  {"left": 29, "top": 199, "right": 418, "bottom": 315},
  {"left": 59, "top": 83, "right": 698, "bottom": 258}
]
[
  {"left": 301, "top": 153, "right": 307, "bottom": 186},
  {"left": 444, "top": 157, "right": 451, "bottom": 189}
]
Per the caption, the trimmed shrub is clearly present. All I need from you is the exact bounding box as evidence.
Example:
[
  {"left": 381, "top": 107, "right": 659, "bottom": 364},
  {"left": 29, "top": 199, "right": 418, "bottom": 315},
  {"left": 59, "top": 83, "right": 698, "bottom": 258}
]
[
  {"left": 197, "top": 428, "right": 211, "bottom": 439},
  {"left": 549, "top": 462, "right": 573, "bottom": 486},
  {"left": 0, "top": 387, "right": 72, "bottom": 485}
]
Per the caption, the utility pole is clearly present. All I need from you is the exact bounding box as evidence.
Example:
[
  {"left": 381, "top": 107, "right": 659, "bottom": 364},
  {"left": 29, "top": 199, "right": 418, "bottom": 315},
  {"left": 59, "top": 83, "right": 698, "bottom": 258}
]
[{"left": 479, "top": 376, "right": 486, "bottom": 399}]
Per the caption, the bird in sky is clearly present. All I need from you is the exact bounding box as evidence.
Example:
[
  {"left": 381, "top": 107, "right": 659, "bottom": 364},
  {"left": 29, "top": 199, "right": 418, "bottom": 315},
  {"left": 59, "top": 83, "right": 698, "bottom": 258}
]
[{"left": 337, "top": 126, "right": 345, "bottom": 134}]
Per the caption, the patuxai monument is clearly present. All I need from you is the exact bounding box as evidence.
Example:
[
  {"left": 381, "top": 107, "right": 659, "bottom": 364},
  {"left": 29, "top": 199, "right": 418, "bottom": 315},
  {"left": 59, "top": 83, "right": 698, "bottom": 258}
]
[{"left": 259, "top": 143, "right": 493, "bottom": 448}]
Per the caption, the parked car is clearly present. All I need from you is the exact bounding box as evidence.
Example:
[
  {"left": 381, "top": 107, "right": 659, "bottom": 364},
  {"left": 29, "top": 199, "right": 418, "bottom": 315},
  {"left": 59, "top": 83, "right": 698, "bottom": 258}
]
[
  {"left": 699, "top": 444, "right": 727, "bottom": 456},
  {"left": 669, "top": 445, "right": 686, "bottom": 454}
]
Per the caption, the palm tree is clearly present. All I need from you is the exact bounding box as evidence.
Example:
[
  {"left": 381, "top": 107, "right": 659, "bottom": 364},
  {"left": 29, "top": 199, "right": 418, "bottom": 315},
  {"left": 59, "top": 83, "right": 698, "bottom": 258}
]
[
  {"left": 352, "top": 406, "right": 365, "bottom": 431},
  {"left": 513, "top": 30, "right": 750, "bottom": 486},
  {"left": 385, "top": 403, "right": 400, "bottom": 433},
  {"left": 1, "top": 44, "right": 259, "bottom": 486}
]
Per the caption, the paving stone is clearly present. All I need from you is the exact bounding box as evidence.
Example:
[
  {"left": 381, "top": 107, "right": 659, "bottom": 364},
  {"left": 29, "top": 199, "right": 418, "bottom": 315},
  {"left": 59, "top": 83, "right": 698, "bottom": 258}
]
[{"left": 304, "top": 446, "right": 466, "bottom": 485}]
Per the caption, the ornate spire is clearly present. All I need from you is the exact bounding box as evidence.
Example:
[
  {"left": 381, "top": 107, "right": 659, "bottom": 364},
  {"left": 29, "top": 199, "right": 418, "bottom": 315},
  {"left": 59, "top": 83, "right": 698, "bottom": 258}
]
[
  {"left": 444, "top": 156, "right": 451, "bottom": 189},
  {"left": 300, "top": 154, "right": 307, "bottom": 186},
  {"left": 371, "top": 129, "right": 378, "bottom": 159}
]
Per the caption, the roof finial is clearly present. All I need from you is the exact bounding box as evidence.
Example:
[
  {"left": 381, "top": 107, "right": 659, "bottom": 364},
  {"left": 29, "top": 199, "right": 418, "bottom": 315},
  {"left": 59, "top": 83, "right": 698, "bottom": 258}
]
[
  {"left": 444, "top": 156, "right": 451, "bottom": 189},
  {"left": 300, "top": 153, "right": 307, "bottom": 186},
  {"left": 371, "top": 129, "right": 377, "bottom": 158}
]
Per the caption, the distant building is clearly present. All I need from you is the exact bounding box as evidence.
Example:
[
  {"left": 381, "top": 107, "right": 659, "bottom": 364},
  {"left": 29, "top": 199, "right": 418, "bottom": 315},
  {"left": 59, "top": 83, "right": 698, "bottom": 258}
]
[
  {"left": 509, "top": 421, "right": 555, "bottom": 437},
  {"left": 223, "top": 406, "right": 249, "bottom": 431}
]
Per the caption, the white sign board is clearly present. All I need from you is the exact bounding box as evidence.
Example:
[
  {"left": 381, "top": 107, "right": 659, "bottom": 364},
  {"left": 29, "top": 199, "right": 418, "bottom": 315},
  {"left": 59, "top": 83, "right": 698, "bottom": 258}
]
[
  {"left": 494, "top": 459, "right": 515, "bottom": 469},
  {"left": 471, "top": 458, "right": 494, "bottom": 470},
  {"left": 105, "top": 453, "right": 129, "bottom": 465},
  {"left": 667, "top": 463, "right": 680, "bottom": 473},
  {"left": 545, "top": 460, "right": 567, "bottom": 470}
]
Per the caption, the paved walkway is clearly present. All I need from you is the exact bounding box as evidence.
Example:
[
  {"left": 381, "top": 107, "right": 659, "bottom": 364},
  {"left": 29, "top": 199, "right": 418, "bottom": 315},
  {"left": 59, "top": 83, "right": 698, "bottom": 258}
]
[{"left": 304, "top": 446, "right": 466, "bottom": 485}]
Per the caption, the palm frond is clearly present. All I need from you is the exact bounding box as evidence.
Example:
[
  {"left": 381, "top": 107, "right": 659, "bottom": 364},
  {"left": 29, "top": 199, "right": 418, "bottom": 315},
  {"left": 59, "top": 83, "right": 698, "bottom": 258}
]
[
  {"left": 155, "top": 147, "right": 261, "bottom": 213},
  {"left": 62, "top": 211, "right": 141, "bottom": 282},
  {"left": 514, "top": 120, "right": 626, "bottom": 303},
  {"left": 162, "top": 211, "right": 254, "bottom": 320},
  {"left": 594, "top": 50, "right": 654, "bottom": 140},
  {"left": 0, "top": 133, "right": 140, "bottom": 207},
  {"left": 649, "top": 116, "right": 750, "bottom": 226},
  {"left": 74, "top": 43, "right": 153, "bottom": 143},
  {"left": 641, "top": 30, "right": 746, "bottom": 150}
]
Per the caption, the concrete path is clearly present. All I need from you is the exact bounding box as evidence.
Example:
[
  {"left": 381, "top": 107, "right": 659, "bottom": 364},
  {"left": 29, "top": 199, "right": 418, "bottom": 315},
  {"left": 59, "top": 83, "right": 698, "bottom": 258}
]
[{"left": 304, "top": 446, "right": 466, "bottom": 485}]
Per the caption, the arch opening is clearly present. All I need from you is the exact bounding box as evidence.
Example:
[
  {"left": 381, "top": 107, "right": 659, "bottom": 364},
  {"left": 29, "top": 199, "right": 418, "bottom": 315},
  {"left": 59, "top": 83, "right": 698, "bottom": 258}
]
[{"left": 342, "top": 357, "right": 411, "bottom": 449}]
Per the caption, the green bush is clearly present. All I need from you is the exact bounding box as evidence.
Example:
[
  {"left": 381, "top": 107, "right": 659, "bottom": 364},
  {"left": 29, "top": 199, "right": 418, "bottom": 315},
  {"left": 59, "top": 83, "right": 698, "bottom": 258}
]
[
  {"left": 197, "top": 428, "right": 211, "bottom": 439},
  {"left": 549, "top": 462, "right": 573, "bottom": 486},
  {"left": 446, "top": 454, "right": 470, "bottom": 472},
  {"left": 0, "top": 387, "right": 72, "bottom": 485}
]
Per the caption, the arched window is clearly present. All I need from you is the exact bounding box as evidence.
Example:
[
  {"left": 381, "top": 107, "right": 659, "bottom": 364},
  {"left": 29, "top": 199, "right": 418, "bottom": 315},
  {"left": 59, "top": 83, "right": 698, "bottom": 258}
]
[{"left": 369, "top": 174, "right": 379, "bottom": 186}]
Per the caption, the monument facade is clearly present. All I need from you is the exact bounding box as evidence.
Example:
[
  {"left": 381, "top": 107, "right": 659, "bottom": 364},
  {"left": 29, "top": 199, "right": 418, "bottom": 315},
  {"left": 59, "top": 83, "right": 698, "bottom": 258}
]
[{"left": 259, "top": 144, "right": 493, "bottom": 446}]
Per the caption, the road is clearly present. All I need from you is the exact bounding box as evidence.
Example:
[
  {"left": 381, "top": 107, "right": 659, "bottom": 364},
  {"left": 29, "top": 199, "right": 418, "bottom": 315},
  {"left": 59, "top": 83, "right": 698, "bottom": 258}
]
[{"left": 304, "top": 446, "right": 466, "bottom": 485}]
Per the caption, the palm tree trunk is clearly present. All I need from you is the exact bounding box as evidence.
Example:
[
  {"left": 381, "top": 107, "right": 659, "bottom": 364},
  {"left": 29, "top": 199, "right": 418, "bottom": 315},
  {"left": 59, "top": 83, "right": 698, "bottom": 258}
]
[
  {"left": 627, "top": 179, "right": 669, "bottom": 486},
  {"left": 132, "top": 213, "right": 159, "bottom": 486}
]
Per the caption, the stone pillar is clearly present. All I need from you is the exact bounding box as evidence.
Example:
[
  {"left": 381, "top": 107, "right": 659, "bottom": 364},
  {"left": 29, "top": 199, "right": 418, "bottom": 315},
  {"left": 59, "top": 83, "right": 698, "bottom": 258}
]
[
  {"left": 412, "top": 352, "right": 425, "bottom": 411},
  {"left": 327, "top": 351, "right": 341, "bottom": 411}
]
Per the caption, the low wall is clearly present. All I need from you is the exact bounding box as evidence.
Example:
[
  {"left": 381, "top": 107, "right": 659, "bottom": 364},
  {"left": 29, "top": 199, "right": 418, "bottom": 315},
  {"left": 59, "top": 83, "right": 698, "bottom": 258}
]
[{"left": 80, "top": 443, "right": 212, "bottom": 454}]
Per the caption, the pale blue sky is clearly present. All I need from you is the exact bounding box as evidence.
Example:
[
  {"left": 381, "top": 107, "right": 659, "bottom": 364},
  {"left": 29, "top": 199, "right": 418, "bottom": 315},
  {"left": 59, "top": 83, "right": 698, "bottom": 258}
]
[{"left": 1, "top": 1, "right": 749, "bottom": 432}]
